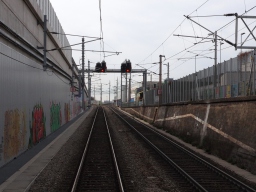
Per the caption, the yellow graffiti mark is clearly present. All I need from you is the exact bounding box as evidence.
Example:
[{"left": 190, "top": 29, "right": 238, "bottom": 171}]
[{"left": 3, "top": 109, "right": 27, "bottom": 161}]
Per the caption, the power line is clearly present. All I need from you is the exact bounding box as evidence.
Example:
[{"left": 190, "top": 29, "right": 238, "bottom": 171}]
[
  {"left": 0, "top": 51, "right": 70, "bottom": 85},
  {"left": 165, "top": 5, "right": 256, "bottom": 62},
  {"left": 0, "top": 51, "right": 43, "bottom": 71},
  {"left": 137, "top": 0, "right": 210, "bottom": 64},
  {"left": 49, "top": 32, "right": 100, "bottom": 39}
]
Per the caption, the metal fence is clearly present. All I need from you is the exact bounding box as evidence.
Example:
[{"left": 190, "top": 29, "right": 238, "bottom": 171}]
[
  {"left": 162, "top": 50, "right": 255, "bottom": 104},
  {"left": 121, "top": 50, "right": 255, "bottom": 107}
]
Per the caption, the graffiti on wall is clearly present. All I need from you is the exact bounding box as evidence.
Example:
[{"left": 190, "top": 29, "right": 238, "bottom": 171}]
[
  {"left": 50, "top": 102, "right": 62, "bottom": 132},
  {"left": 3, "top": 109, "right": 27, "bottom": 161},
  {"left": 73, "top": 97, "right": 81, "bottom": 116},
  {"left": 29, "top": 104, "right": 46, "bottom": 148},
  {"left": 64, "top": 103, "right": 70, "bottom": 123}
]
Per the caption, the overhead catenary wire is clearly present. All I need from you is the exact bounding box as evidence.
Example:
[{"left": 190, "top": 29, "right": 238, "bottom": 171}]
[
  {"left": 137, "top": 0, "right": 210, "bottom": 65},
  {"left": 135, "top": 3, "right": 256, "bottom": 78},
  {"left": 0, "top": 51, "right": 70, "bottom": 85},
  {"left": 164, "top": 5, "right": 256, "bottom": 63}
]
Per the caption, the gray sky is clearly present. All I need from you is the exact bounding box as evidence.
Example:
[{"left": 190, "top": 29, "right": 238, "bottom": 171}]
[{"left": 50, "top": 0, "right": 256, "bottom": 101}]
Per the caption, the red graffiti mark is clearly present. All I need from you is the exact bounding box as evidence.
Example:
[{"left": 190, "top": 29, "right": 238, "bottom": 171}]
[{"left": 31, "top": 105, "right": 45, "bottom": 144}]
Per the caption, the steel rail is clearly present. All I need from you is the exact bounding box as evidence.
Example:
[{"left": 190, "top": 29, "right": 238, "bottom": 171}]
[
  {"left": 110, "top": 107, "right": 207, "bottom": 192},
  {"left": 118, "top": 108, "right": 256, "bottom": 192},
  {"left": 71, "top": 107, "right": 124, "bottom": 192},
  {"left": 71, "top": 107, "right": 99, "bottom": 192},
  {"left": 103, "top": 108, "right": 124, "bottom": 192}
]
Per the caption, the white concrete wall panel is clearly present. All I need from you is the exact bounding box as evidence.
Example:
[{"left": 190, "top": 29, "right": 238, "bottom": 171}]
[{"left": 0, "top": 0, "right": 83, "bottom": 167}]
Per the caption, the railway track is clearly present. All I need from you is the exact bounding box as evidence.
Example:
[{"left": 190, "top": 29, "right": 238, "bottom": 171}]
[
  {"left": 71, "top": 107, "right": 124, "bottom": 192},
  {"left": 110, "top": 107, "right": 256, "bottom": 192}
]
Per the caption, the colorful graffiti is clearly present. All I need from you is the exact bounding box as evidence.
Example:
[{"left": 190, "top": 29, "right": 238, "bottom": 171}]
[
  {"left": 64, "top": 103, "right": 70, "bottom": 123},
  {"left": 4, "top": 109, "right": 27, "bottom": 161},
  {"left": 50, "top": 102, "right": 62, "bottom": 132},
  {"left": 29, "top": 104, "right": 46, "bottom": 148},
  {"left": 73, "top": 97, "right": 81, "bottom": 116}
]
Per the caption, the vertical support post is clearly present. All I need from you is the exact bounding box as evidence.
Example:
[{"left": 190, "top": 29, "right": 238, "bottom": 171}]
[
  {"left": 150, "top": 74, "right": 152, "bottom": 90},
  {"left": 121, "top": 73, "right": 122, "bottom": 107},
  {"left": 159, "top": 55, "right": 164, "bottom": 105},
  {"left": 43, "top": 15, "right": 47, "bottom": 71},
  {"left": 235, "top": 15, "right": 238, "bottom": 50},
  {"left": 195, "top": 55, "right": 200, "bottom": 100},
  {"left": 116, "top": 77, "right": 118, "bottom": 106},
  {"left": 253, "top": 49, "right": 256, "bottom": 95},
  {"left": 230, "top": 59, "right": 232, "bottom": 96},
  {"left": 125, "top": 72, "right": 128, "bottom": 102},
  {"left": 101, "top": 83, "right": 102, "bottom": 104},
  {"left": 167, "top": 62, "right": 169, "bottom": 103},
  {"left": 183, "top": 77, "right": 185, "bottom": 101},
  {"left": 87, "top": 77, "right": 90, "bottom": 107},
  {"left": 143, "top": 70, "right": 147, "bottom": 106},
  {"left": 129, "top": 73, "right": 131, "bottom": 105},
  {"left": 81, "top": 37, "right": 85, "bottom": 110},
  {"left": 214, "top": 31, "right": 217, "bottom": 99},
  {"left": 77, "top": 73, "right": 81, "bottom": 97},
  {"left": 207, "top": 67, "right": 210, "bottom": 99},
  {"left": 109, "top": 80, "right": 110, "bottom": 104},
  {"left": 71, "top": 61, "right": 74, "bottom": 101},
  {"left": 88, "top": 60, "right": 91, "bottom": 108}
]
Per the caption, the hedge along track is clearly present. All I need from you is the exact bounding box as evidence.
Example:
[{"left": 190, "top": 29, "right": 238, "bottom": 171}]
[
  {"left": 110, "top": 107, "right": 256, "bottom": 192},
  {"left": 71, "top": 107, "right": 124, "bottom": 192}
]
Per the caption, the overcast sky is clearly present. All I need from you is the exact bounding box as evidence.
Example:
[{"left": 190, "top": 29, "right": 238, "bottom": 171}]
[{"left": 50, "top": 0, "right": 256, "bottom": 101}]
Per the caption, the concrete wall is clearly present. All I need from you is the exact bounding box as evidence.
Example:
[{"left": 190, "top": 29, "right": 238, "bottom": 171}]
[
  {"left": 122, "top": 98, "right": 256, "bottom": 174},
  {"left": 0, "top": 0, "right": 86, "bottom": 167}
]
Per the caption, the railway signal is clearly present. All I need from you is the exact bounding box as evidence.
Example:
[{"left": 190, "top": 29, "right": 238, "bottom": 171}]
[
  {"left": 95, "top": 60, "right": 107, "bottom": 72},
  {"left": 121, "top": 59, "right": 132, "bottom": 73}
]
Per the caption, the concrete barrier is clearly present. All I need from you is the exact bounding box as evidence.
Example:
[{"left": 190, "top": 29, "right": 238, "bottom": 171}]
[{"left": 122, "top": 99, "right": 256, "bottom": 174}]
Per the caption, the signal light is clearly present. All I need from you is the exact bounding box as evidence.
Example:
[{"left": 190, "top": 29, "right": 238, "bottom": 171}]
[
  {"left": 95, "top": 62, "right": 102, "bottom": 72},
  {"left": 95, "top": 61, "right": 107, "bottom": 72},
  {"left": 121, "top": 59, "right": 132, "bottom": 73},
  {"left": 101, "top": 60, "right": 107, "bottom": 72}
]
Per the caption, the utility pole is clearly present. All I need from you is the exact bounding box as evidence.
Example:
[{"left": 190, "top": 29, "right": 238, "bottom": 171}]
[
  {"left": 214, "top": 31, "right": 217, "bottom": 98},
  {"left": 88, "top": 76, "right": 91, "bottom": 108},
  {"left": 142, "top": 71, "right": 147, "bottom": 106},
  {"left": 43, "top": 15, "right": 47, "bottom": 71},
  {"left": 109, "top": 80, "right": 110, "bottom": 104},
  {"left": 150, "top": 73, "right": 152, "bottom": 90},
  {"left": 126, "top": 72, "right": 128, "bottom": 102},
  {"left": 167, "top": 62, "right": 170, "bottom": 103},
  {"left": 100, "top": 83, "right": 102, "bottom": 104},
  {"left": 116, "top": 77, "right": 118, "bottom": 106},
  {"left": 195, "top": 55, "right": 199, "bottom": 100},
  {"left": 88, "top": 60, "right": 91, "bottom": 108},
  {"left": 37, "top": 15, "right": 48, "bottom": 70},
  {"left": 128, "top": 73, "right": 131, "bottom": 105},
  {"left": 220, "top": 41, "right": 224, "bottom": 64},
  {"left": 81, "top": 37, "right": 85, "bottom": 110},
  {"left": 159, "top": 55, "right": 165, "bottom": 106},
  {"left": 121, "top": 73, "right": 122, "bottom": 107}
]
